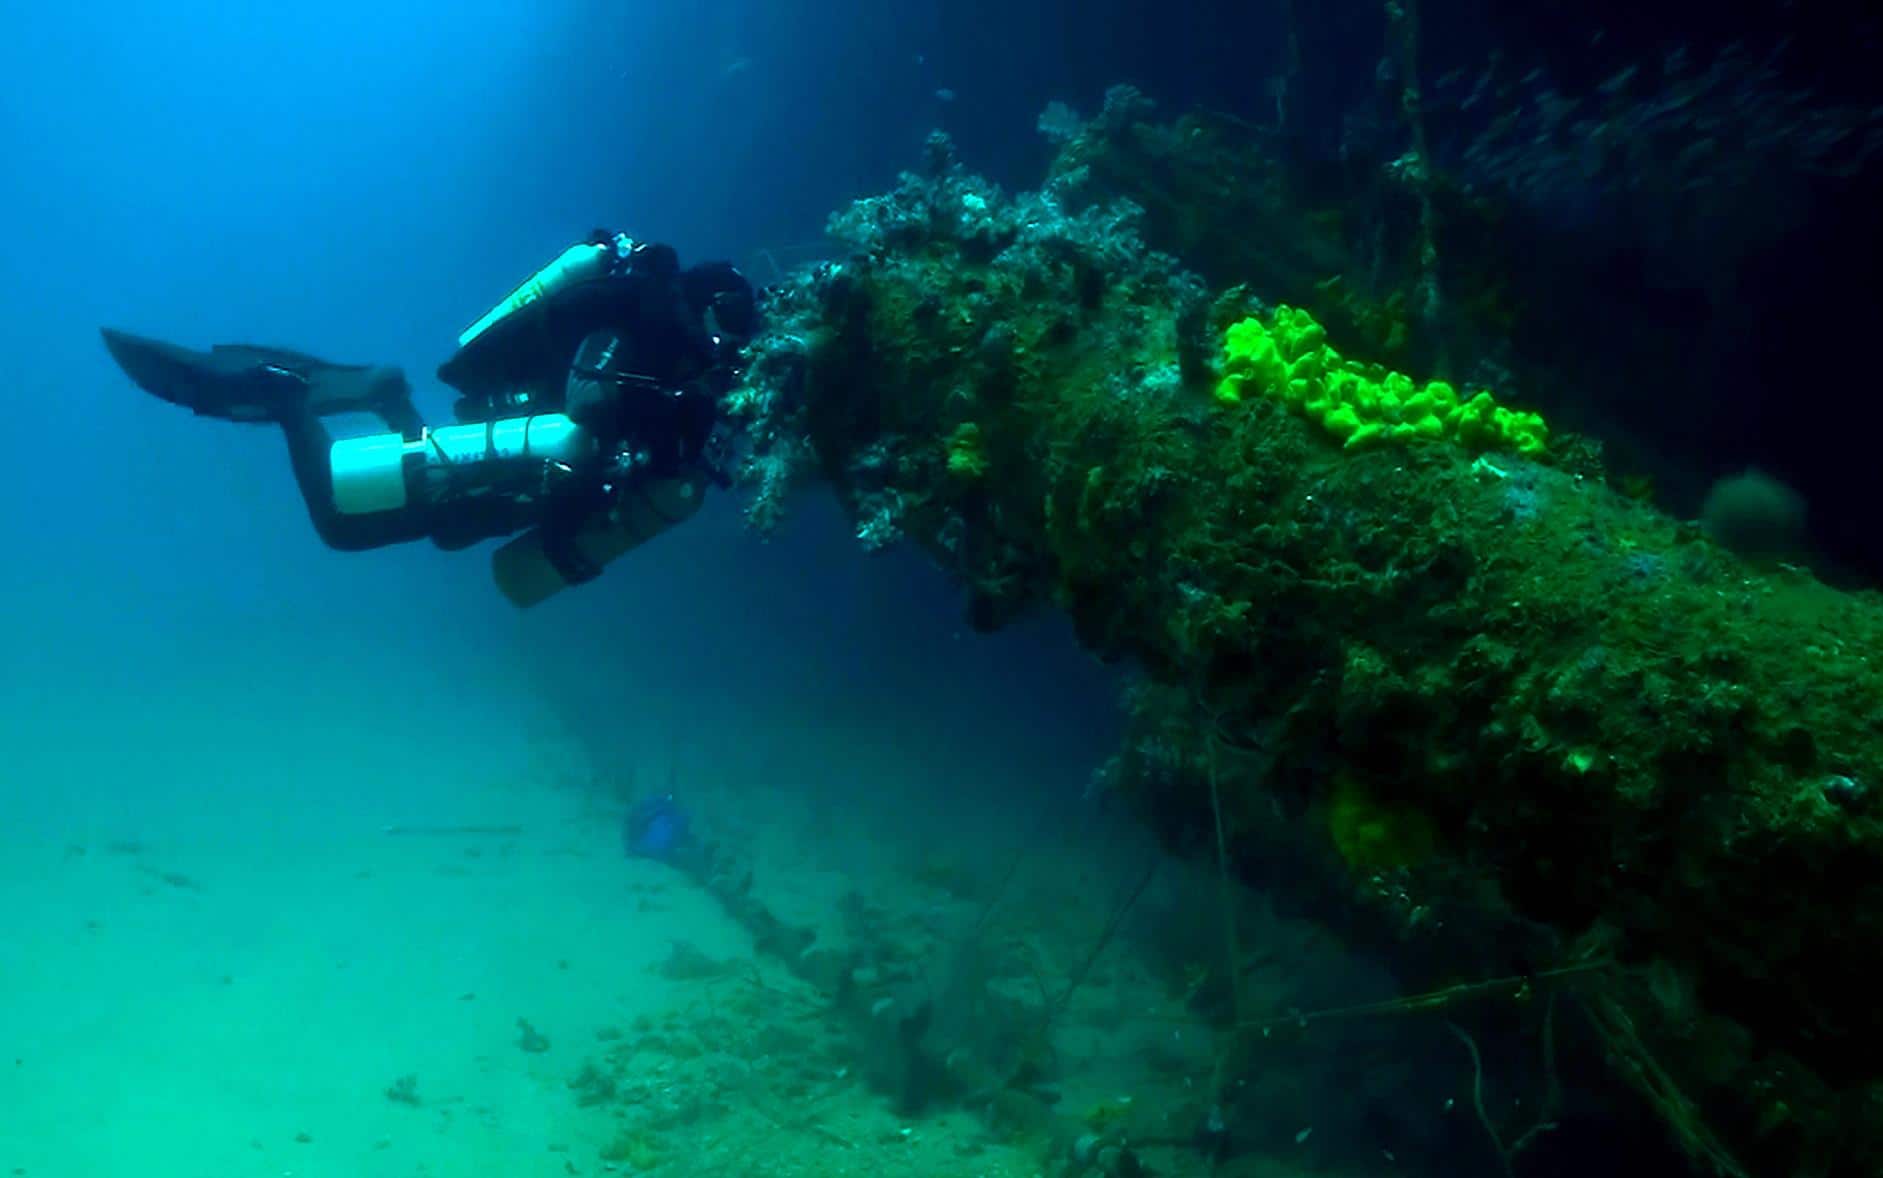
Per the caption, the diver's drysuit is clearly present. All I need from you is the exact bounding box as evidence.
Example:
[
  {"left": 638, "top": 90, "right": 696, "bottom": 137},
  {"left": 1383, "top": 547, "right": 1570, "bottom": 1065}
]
[{"left": 101, "top": 231, "right": 756, "bottom": 606}]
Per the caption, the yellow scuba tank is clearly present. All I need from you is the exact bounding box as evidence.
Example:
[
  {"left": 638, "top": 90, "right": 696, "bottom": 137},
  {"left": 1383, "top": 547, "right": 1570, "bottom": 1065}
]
[
  {"left": 455, "top": 236, "right": 630, "bottom": 349},
  {"left": 490, "top": 472, "right": 708, "bottom": 608}
]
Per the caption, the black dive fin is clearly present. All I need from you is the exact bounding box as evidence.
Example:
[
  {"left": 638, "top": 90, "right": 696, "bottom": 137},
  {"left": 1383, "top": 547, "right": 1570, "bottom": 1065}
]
[{"left": 101, "top": 329, "right": 409, "bottom": 423}]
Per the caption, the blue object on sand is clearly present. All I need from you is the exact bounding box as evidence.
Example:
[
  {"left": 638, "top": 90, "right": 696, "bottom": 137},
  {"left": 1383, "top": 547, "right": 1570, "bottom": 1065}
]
[{"left": 624, "top": 793, "right": 690, "bottom": 859}]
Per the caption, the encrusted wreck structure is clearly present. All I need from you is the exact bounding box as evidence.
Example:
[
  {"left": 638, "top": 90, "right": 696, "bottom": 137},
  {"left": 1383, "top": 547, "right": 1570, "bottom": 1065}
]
[{"left": 728, "top": 93, "right": 1883, "bottom": 1177}]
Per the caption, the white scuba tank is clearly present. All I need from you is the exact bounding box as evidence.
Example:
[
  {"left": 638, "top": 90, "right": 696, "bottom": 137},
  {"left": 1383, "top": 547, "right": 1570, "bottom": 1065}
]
[
  {"left": 456, "top": 235, "right": 631, "bottom": 349},
  {"left": 328, "top": 414, "right": 596, "bottom": 516}
]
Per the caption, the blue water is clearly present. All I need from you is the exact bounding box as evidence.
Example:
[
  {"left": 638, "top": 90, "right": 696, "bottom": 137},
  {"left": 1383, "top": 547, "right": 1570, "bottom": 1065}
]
[{"left": 0, "top": 1, "right": 1126, "bottom": 792}]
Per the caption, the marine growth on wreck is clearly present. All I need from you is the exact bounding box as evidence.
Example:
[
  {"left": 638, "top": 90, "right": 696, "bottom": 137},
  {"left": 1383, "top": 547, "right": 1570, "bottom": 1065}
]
[{"left": 727, "top": 90, "right": 1883, "bottom": 1178}]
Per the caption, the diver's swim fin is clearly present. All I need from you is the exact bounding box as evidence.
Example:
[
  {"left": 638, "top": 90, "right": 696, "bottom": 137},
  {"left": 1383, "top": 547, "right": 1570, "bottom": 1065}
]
[{"left": 99, "top": 328, "right": 410, "bottom": 424}]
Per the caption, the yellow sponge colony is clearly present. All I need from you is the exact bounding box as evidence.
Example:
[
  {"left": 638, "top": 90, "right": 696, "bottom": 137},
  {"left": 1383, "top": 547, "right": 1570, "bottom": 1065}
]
[{"left": 1215, "top": 307, "right": 1548, "bottom": 456}]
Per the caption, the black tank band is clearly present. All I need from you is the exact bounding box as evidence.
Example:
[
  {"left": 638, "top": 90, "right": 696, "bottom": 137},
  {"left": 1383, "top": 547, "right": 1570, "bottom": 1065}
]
[{"left": 540, "top": 525, "right": 604, "bottom": 587}]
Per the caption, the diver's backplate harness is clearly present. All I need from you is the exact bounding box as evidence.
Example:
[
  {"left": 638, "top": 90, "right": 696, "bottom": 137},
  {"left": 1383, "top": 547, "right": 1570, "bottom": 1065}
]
[{"left": 326, "top": 232, "right": 735, "bottom": 607}]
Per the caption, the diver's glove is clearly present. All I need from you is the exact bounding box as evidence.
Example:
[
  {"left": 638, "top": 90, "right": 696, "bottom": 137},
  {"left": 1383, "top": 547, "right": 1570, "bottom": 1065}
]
[{"left": 99, "top": 328, "right": 410, "bottom": 425}]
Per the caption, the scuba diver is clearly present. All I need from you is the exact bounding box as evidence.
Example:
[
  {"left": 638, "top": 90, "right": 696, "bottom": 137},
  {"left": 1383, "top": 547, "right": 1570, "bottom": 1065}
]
[{"left": 100, "top": 230, "right": 758, "bottom": 607}]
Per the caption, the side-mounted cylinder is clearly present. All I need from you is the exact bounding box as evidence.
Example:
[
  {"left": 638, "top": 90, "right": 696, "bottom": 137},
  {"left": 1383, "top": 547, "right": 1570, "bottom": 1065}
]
[
  {"left": 490, "top": 472, "right": 708, "bottom": 608},
  {"left": 328, "top": 414, "right": 596, "bottom": 516}
]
